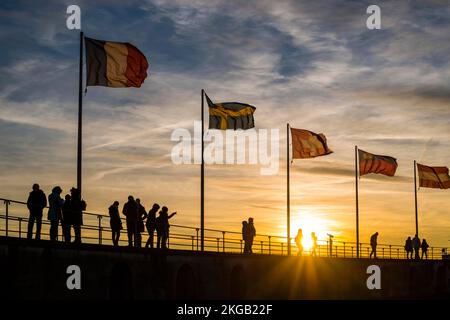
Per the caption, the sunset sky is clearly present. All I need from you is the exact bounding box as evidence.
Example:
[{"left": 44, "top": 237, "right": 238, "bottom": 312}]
[{"left": 0, "top": 0, "right": 449, "bottom": 247}]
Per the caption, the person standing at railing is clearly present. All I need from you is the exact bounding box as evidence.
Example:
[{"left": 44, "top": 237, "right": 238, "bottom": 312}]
[
  {"left": 26, "top": 183, "right": 47, "bottom": 240},
  {"left": 135, "top": 199, "right": 147, "bottom": 248},
  {"left": 61, "top": 194, "right": 72, "bottom": 243},
  {"left": 370, "top": 232, "right": 379, "bottom": 259},
  {"left": 421, "top": 239, "right": 429, "bottom": 260},
  {"left": 295, "top": 229, "right": 303, "bottom": 256},
  {"left": 47, "top": 186, "right": 64, "bottom": 242},
  {"left": 311, "top": 232, "right": 318, "bottom": 257},
  {"left": 108, "top": 201, "right": 122, "bottom": 247},
  {"left": 156, "top": 206, "right": 176, "bottom": 249},
  {"left": 404, "top": 236, "right": 413, "bottom": 259},
  {"left": 123, "top": 196, "right": 139, "bottom": 247},
  {"left": 145, "top": 203, "right": 160, "bottom": 249},
  {"left": 247, "top": 217, "right": 256, "bottom": 254},
  {"left": 242, "top": 221, "right": 249, "bottom": 253},
  {"left": 412, "top": 234, "right": 421, "bottom": 260},
  {"left": 70, "top": 187, "right": 86, "bottom": 244}
]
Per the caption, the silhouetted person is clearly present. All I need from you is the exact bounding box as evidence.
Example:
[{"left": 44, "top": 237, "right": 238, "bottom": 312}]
[
  {"left": 156, "top": 206, "right": 176, "bottom": 249},
  {"left": 145, "top": 203, "right": 160, "bottom": 249},
  {"left": 311, "top": 232, "right": 318, "bottom": 257},
  {"left": 122, "top": 195, "right": 138, "bottom": 247},
  {"left": 26, "top": 184, "right": 47, "bottom": 240},
  {"left": 421, "top": 239, "right": 429, "bottom": 260},
  {"left": 370, "top": 232, "right": 378, "bottom": 259},
  {"left": 47, "top": 186, "right": 63, "bottom": 241},
  {"left": 295, "top": 229, "right": 303, "bottom": 256},
  {"left": 405, "top": 236, "right": 413, "bottom": 259},
  {"left": 136, "top": 199, "right": 147, "bottom": 248},
  {"left": 61, "top": 194, "right": 72, "bottom": 243},
  {"left": 412, "top": 234, "right": 421, "bottom": 260},
  {"left": 247, "top": 218, "right": 256, "bottom": 253},
  {"left": 109, "top": 201, "right": 122, "bottom": 246},
  {"left": 70, "top": 187, "right": 85, "bottom": 244},
  {"left": 242, "top": 221, "right": 249, "bottom": 253}
]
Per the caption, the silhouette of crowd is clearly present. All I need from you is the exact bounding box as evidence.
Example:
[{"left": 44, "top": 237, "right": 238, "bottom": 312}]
[{"left": 26, "top": 184, "right": 177, "bottom": 249}]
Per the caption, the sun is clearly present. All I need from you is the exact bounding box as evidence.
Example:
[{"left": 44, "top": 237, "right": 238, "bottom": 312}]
[{"left": 291, "top": 211, "right": 330, "bottom": 251}]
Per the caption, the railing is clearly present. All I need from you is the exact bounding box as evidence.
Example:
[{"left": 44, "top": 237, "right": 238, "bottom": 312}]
[{"left": 1, "top": 198, "right": 448, "bottom": 260}]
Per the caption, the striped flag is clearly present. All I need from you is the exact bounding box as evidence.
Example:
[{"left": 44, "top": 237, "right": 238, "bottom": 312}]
[
  {"left": 358, "top": 149, "right": 398, "bottom": 176},
  {"left": 290, "top": 128, "right": 333, "bottom": 159},
  {"left": 205, "top": 93, "right": 256, "bottom": 130},
  {"left": 85, "top": 37, "right": 148, "bottom": 88},
  {"left": 417, "top": 163, "right": 450, "bottom": 189}
]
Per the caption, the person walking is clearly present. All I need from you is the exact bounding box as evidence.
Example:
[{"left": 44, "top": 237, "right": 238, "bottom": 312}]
[
  {"left": 26, "top": 184, "right": 47, "bottom": 240},
  {"left": 122, "top": 196, "right": 139, "bottom": 247},
  {"left": 370, "top": 232, "right": 379, "bottom": 259},
  {"left": 404, "top": 236, "right": 413, "bottom": 259},
  {"left": 295, "top": 229, "right": 303, "bottom": 256},
  {"left": 145, "top": 203, "right": 160, "bottom": 249},
  {"left": 412, "top": 234, "right": 421, "bottom": 260},
  {"left": 108, "top": 201, "right": 122, "bottom": 247},
  {"left": 246, "top": 218, "right": 256, "bottom": 254},
  {"left": 311, "top": 232, "right": 318, "bottom": 257},
  {"left": 47, "top": 186, "right": 64, "bottom": 241},
  {"left": 70, "top": 187, "right": 85, "bottom": 244},
  {"left": 421, "top": 239, "right": 429, "bottom": 260}
]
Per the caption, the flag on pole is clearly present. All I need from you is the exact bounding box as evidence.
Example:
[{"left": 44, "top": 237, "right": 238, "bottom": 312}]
[
  {"left": 417, "top": 163, "right": 450, "bottom": 189},
  {"left": 358, "top": 149, "right": 398, "bottom": 176},
  {"left": 205, "top": 93, "right": 256, "bottom": 130},
  {"left": 290, "top": 128, "right": 333, "bottom": 159},
  {"left": 85, "top": 37, "right": 148, "bottom": 88}
]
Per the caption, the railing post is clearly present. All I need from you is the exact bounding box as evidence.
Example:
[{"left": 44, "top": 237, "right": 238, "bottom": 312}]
[
  {"left": 216, "top": 238, "right": 220, "bottom": 252},
  {"left": 240, "top": 239, "right": 243, "bottom": 253},
  {"left": 268, "top": 236, "right": 271, "bottom": 255},
  {"left": 191, "top": 235, "right": 194, "bottom": 250},
  {"left": 281, "top": 242, "right": 284, "bottom": 255},
  {"left": 389, "top": 245, "right": 392, "bottom": 259},
  {"left": 335, "top": 246, "right": 337, "bottom": 258},
  {"left": 222, "top": 231, "right": 225, "bottom": 253},
  {"left": 382, "top": 247, "right": 384, "bottom": 259},
  {"left": 260, "top": 241, "right": 263, "bottom": 254},
  {"left": 196, "top": 228, "right": 199, "bottom": 251},
  {"left": 351, "top": 247, "right": 354, "bottom": 258},
  {"left": 343, "top": 242, "right": 346, "bottom": 258},
  {"left": 431, "top": 247, "right": 434, "bottom": 260},
  {"left": 397, "top": 248, "right": 399, "bottom": 259},
  {"left": 19, "top": 218, "right": 23, "bottom": 238},
  {"left": 97, "top": 215, "right": 102, "bottom": 245},
  {"left": 4, "top": 200, "right": 10, "bottom": 237}
]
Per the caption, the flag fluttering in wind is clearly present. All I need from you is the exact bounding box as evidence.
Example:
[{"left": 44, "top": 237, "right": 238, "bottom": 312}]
[
  {"left": 417, "top": 163, "right": 450, "bottom": 189},
  {"left": 290, "top": 128, "right": 333, "bottom": 159},
  {"left": 205, "top": 93, "right": 256, "bottom": 130},
  {"left": 85, "top": 37, "right": 148, "bottom": 88},
  {"left": 358, "top": 149, "right": 398, "bottom": 176}
]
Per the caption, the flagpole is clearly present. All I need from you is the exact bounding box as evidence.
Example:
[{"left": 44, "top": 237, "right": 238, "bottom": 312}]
[
  {"left": 77, "top": 31, "right": 84, "bottom": 196},
  {"left": 414, "top": 160, "right": 419, "bottom": 236},
  {"left": 287, "top": 123, "right": 291, "bottom": 256},
  {"left": 355, "top": 145, "right": 359, "bottom": 258},
  {"left": 201, "top": 89, "right": 205, "bottom": 251}
]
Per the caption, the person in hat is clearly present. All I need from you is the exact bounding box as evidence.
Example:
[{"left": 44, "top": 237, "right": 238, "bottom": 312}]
[{"left": 47, "top": 186, "right": 64, "bottom": 241}]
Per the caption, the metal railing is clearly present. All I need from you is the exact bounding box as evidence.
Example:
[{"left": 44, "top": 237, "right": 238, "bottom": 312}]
[{"left": 1, "top": 197, "right": 448, "bottom": 260}]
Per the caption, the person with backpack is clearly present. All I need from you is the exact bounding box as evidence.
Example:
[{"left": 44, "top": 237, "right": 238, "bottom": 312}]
[{"left": 421, "top": 239, "right": 430, "bottom": 260}]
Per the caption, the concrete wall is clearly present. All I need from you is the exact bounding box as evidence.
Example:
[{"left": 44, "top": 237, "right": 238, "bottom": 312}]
[{"left": 0, "top": 237, "right": 449, "bottom": 300}]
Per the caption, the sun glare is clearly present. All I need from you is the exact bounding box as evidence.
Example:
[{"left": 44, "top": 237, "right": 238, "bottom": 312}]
[{"left": 291, "top": 211, "right": 330, "bottom": 251}]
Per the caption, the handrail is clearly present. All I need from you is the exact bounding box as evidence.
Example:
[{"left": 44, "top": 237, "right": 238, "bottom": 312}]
[{"left": 0, "top": 197, "right": 448, "bottom": 259}]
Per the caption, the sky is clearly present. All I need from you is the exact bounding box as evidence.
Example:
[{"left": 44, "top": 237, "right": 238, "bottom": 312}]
[{"left": 0, "top": 0, "right": 449, "bottom": 247}]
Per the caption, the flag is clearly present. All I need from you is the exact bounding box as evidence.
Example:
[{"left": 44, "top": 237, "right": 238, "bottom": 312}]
[
  {"left": 85, "top": 37, "right": 148, "bottom": 88},
  {"left": 205, "top": 93, "right": 256, "bottom": 130},
  {"left": 290, "top": 128, "right": 333, "bottom": 159},
  {"left": 417, "top": 163, "right": 450, "bottom": 189},
  {"left": 358, "top": 149, "right": 398, "bottom": 176}
]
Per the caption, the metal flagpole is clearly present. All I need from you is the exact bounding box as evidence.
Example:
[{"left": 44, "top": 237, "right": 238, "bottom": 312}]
[
  {"left": 414, "top": 160, "right": 419, "bottom": 236},
  {"left": 77, "top": 31, "right": 84, "bottom": 196},
  {"left": 287, "top": 123, "right": 291, "bottom": 256},
  {"left": 201, "top": 89, "right": 205, "bottom": 251},
  {"left": 355, "top": 145, "right": 360, "bottom": 258}
]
